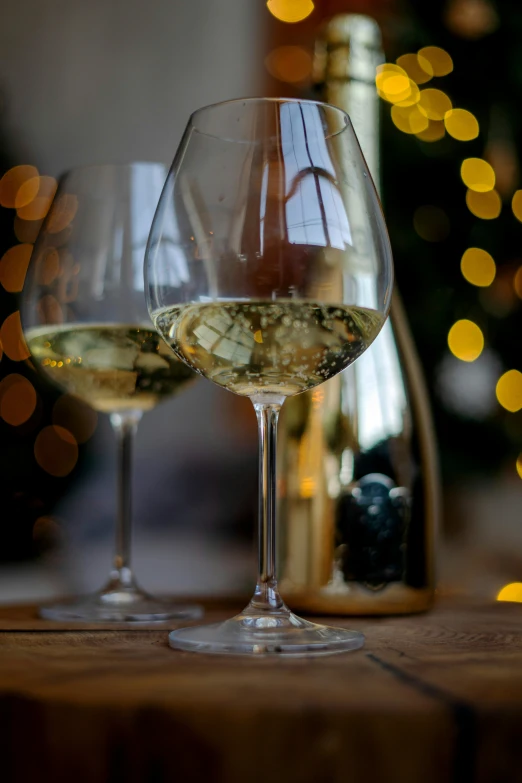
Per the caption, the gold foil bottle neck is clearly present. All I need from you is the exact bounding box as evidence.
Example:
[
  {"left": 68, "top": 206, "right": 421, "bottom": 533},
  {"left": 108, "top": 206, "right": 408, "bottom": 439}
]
[{"left": 314, "top": 14, "right": 383, "bottom": 86}]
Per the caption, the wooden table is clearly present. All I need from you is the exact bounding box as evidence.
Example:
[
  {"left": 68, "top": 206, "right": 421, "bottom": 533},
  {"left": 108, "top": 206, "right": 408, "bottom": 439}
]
[{"left": 1, "top": 598, "right": 522, "bottom": 783}]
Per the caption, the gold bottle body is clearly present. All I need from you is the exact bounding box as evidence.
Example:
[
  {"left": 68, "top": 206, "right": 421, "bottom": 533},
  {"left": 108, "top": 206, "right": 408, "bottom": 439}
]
[{"left": 277, "top": 15, "right": 439, "bottom": 615}]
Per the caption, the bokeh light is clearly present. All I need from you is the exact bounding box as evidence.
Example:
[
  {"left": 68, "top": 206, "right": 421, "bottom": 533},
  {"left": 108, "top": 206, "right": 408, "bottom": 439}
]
[
  {"left": 0, "top": 244, "right": 33, "bottom": 293},
  {"left": 0, "top": 373, "right": 37, "bottom": 426},
  {"left": 460, "top": 248, "right": 496, "bottom": 287},
  {"left": 46, "top": 194, "right": 78, "bottom": 234},
  {"left": 514, "top": 266, "right": 522, "bottom": 299},
  {"left": 444, "top": 109, "right": 479, "bottom": 141},
  {"left": 36, "top": 248, "right": 60, "bottom": 286},
  {"left": 466, "top": 188, "right": 501, "bottom": 219},
  {"left": 418, "top": 89, "right": 452, "bottom": 121},
  {"left": 266, "top": 0, "right": 314, "bottom": 23},
  {"left": 265, "top": 46, "right": 312, "bottom": 83},
  {"left": 34, "top": 425, "right": 78, "bottom": 477},
  {"left": 445, "top": 0, "right": 499, "bottom": 40},
  {"left": 415, "top": 120, "right": 445, "bottom": 142},
  {"left": 496, "top": 370, "right": 522, "bottom": 412},
  {"left": 448, "top": 319, "right": 484, "bottom": 362},
  {"left": 37, "top": 293, "right": 64, "bottom": 325},
  {"left": 461, "top": 158, "right": 495, "bottom": 192},
  {"left": 0, "top": 311, "right": 30, "bottom": 361},
  {"left": 0, "top": 165, "right": 39, "bottom": 209},
  {"left": 396, "top": 53, "right": 433, "bottom": 84},
  {"left": 497, "top": 583, "right": 522, "bottom": 602},
  {"left": 33, "top": 515, "right": 61, "bottom": 549},
  {"left": 14, "top": 216, "right": 43, "bottom": 244},
  {"left": 376, "top": 65, "right": 417, "bottom": 105},
  {"left": 391, "top": 104, "right": 428, "bottom": 134},
  {"left": 517, "top": 453, "right": 522, "bottom": 480},
  {"left": 53, "top": 394, "right": 97, "bottom": 444},
  {"left": 418, "top": 46, "right": 454, "bottom": 76},
  {"left": 16, "top": 176, "right": 57, "bottom": 221},
  {"left": 511, "top": 190, "right": 522, "bottom": 222},
  {"left": 413, "top": 205, "right": 450, "bottom": 242}
]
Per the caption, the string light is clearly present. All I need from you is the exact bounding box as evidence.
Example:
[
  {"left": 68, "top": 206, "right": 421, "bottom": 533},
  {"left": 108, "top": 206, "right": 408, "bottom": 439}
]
[
  {"left": 448, "top": 319, "right": 484, "bottom": 362},
  {"left": 466, "top": 188, "right": 501, "bottom": 219},
  {"left": 266, "top": 0, "right": 314, "bottom": 23},
  {"left": 461, "top": 158, "right": 495, "bottom": 192},
  {"left": 418, "top": 46, "right": 454, "bottom": 76},
  {"left": 496, "top": 370, "right": 522, "bottom": 412},
  {"left": 497, "top": 583, "right": 522, "bottom": 602},
  {"left": 444, "top": 109, "right": 479, "bottom": 141},
  {"left": 460, "top": 248, "right": 496, "bottom": 287}
]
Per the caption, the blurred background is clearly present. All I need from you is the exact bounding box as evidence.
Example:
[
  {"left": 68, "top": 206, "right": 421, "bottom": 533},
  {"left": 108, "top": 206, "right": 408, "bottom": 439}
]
[{"left": 0, "top": 0, "right": 521, "bottom": 606}]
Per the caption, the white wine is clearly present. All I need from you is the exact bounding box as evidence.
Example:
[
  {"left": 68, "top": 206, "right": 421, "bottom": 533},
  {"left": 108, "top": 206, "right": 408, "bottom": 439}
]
[
  {"left": 154, "top": 300, "right": 383, "bottom": 397},
  {"left": 27, "top": 323, "right": 195, "bottom": 413}
]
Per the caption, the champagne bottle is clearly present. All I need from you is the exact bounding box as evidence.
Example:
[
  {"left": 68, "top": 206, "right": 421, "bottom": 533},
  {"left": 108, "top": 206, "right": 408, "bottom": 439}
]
[{"left": 277, "top": 14, "right": 439, "bottom": 614}]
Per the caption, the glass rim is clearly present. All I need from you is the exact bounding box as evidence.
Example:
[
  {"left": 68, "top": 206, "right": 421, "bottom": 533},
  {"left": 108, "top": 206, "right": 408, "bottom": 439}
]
[{"left": 188, "top": 96, "right": 353, "bottom": 143}]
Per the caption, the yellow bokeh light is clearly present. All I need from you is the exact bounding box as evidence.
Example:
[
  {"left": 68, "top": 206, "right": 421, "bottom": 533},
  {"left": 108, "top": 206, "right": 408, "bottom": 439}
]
[
  {"left": 376, "top": 65, "right": 417, "bottom": 105},
  {"left": 496, "top": 369, "right": 522, "bottom": 412},
  {"left": 396, "top": 53, "right": 433, "bottom": 84},
  {"left": 448, "top": 319, "right": 484, "bottom": 362},
  {"left": 265, "top": 46, "right": 312, "bottom": 84},
  {"left": 17, "top": 176, "right": 57, "bottom": 221},
  {"left": 466, "top": 188, "right": 501, "bottom": 219},
  {"left": 517, "top": 454, "right": 522, "bottom": 480},
  {"left": 47, "top": 194, "right": 78, "bottom": 234},
  {"left": 0, "top": 373, "right": 37, "bottom": 426},
  {"left": 391, "top": 104, "right": 428, "bottom": 135},
  {"left": 413, "top": 205, "right": 450, "bottom": 242},
  {"left": 444, "top": 109, "right": 479, "bottom": 141},
  {"left": 34, "top": 425, "right": 78, "bottom": 477},
  {"left": 415, "top": 120, "right": 445, "bottom": 142},
  {"left": 14, "top": 216, "right": 43, "bottom": 244},
  {"left": 0, "top": 311, "right": 30, "bottom": 361},
  {"left": 14, "top": 177, "right": 40, "bottom": 209},
  {"left": 418, "top": 89, "right": 452, "bottom": 121},
  {"left": 418, "top": 46, "right": 453, "bottom": 77},
  {"left": 0, "top": 244, "right": 33, "bottom": 293},
  {"left": 497, "top": 583, "right": 522, "bottom": 602},
  {"left": 514, "top": 266, "right": 522, "bottom": 299},
  {"left": 511, "top": 190, "right": 522, "bottom": 222},
  {"left": 460, "top": 248, "right": 496, "bottom": 287},
  {"left": 461, "top": 158, "right": 495, "bottom": 192},
  {"left": 395, "top": 80, "right": 421, "bottom": 108},
  {"left": 266, "top": 0, "right": 314, "bottom": 23},
  {"left": 0, "top": 165, "right": 39, "bottom": 209}
]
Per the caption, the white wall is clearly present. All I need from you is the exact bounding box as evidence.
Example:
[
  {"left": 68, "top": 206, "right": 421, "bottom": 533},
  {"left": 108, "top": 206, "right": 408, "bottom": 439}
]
[{"left": 0, "top": 0, "right": 265, "bottom": 175}]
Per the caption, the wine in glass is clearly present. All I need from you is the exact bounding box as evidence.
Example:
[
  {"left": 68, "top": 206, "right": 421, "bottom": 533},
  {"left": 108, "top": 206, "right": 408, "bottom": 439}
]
[
  {"left": 146, "top": 99, "right": 393, "bottom": 654},
  {"left": 23, "top": 163, "right": 202, "bottom": 623}
]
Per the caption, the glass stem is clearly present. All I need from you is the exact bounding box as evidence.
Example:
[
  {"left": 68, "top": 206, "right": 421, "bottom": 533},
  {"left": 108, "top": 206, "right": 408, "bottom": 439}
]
[
  {"left": 251, "top": 401, "right": 285, "bottom": 613},
  {"left": 108, "top": 410, "right": 143, "bottom": 591}
]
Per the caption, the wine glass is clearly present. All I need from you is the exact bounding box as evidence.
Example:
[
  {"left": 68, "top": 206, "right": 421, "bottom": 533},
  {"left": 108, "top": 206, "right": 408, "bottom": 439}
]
[
  {"left": 22, "top": 163, "right": 202, "bottom": 623},
  {"left": 146, "top": 98, "right": 393, "bottom": 654}
]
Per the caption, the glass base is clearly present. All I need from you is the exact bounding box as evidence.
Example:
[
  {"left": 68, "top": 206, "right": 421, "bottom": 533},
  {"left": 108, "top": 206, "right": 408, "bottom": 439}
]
[
  {"left": 39, "top": 586, "right": 203, "bottom": 624},
  {"left": 168, "top": 606, "right": 364, "bottom": 657}
]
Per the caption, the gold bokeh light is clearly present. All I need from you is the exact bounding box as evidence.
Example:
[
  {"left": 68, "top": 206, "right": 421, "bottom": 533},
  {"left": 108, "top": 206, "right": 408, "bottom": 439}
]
[
  {"left": 448, "top": 319, "right": 484, "bottom": 362},
  {"left": 0, "top": 373, "right": 37, "bottom": 426},
  {"left": 466, "top": 188, "right": 501, "bottom": 219},
  {"left": 460, "top": 248, "right": 496, "bottom": 287},
  {"left": 376, "top": 65, "right": 417, "bottom": 105},
  {"left": 265, "top": 46, "right": 312, "bottom": 83},
  {"left": 416, "top": 120, "right": 445, "bottom": 142},
  {"left": 0, "top": 311, "right": 30, "bottom": 361},
  {"left": 461, "top": 158, "right": 495, "bottom": 192},
  {"left": 445, "top": 109, "right": 479, "bottom": 141},
  {"left": 266, "top": 0, "right": 314, "bottom": 23},
  {"left": 413, "top": 205, "right": 450, "bottom": 242},
  {"left": 47, "top": 194, "right": 78, "bottom": 234},
  {"left": 418, "top": 89, "right": 452, "bottom": 121},
  {"left": 0, "top": 165, "right": 39, "bottom": 209},
  {"left": 34, "top": 425, "right": 78, "bottom": 477},
  {"left": 496, "top": 370, "right": 522, "bottom": 412},
  {"left": 514, "top": 266, "right": 522, "bottom": 299},
  {"left": 14, "top": 216, "right": 43, "bottom": 244},
  {"left": 497, "top": 583, "right": 522, "bottom": 602},
  {"left": 53, "top": 394, "right": 97, "bottom": 444},
  {"left": 418, "top": 46, "right": 454, "bottom": 77},
  {"left": 0, "top": 244, "right": 33, "bottom": 293},
  {"left": 511, "top": 190, "right": 522, "bottom": 222},
  {"left": 16, "top": 176, "right": 57, "bottom": 221},
  {"left": 396, "top": 53, "right": 433, "bottom": 84},
  {"left": 517, "top": 454, "right": 522, "bottom": 480},
  {"left": 391, "top": 104, "right": 428, "bottom": 135}
]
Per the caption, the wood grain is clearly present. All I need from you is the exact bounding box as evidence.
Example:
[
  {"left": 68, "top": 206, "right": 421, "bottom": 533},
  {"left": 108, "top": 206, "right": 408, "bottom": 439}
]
[{"left": 0, "top": 599, "right": 521, "bottom": 782}]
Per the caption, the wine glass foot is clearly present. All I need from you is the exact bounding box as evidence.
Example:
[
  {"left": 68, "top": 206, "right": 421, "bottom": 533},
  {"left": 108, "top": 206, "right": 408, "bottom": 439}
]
[
  {"left": 39, "top": 587, "right": 203, "bottom": 623},
  {"left": 168, "top": 606, "right": 364, "bottom": 656}
]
